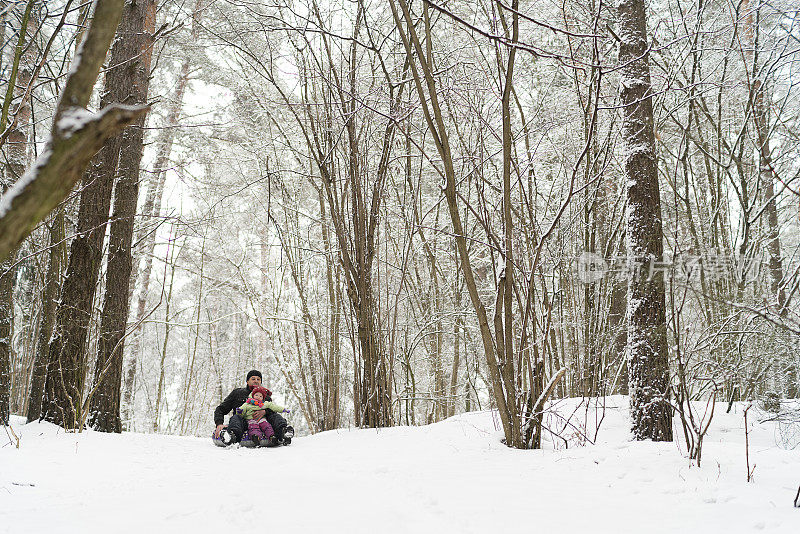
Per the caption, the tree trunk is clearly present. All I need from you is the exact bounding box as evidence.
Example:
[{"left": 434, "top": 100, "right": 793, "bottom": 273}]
[
  {"left": 41, "top": 0, "right": 150, "bottom": 429},
  {"left": 309, "top": 4, "right": 394, "bottom": 428},
  {"left": 27, "top": 1, "right": 88, "bottom": 424},
  {"left": 153, "top": 236, "right": 178, "bottom": 433},
  {"left": 319, "top": 186, "right": 341, "bottom": 430},
  {"left": 0, "top": 262, "right": 9, "bottom": 424},
  {"left": 609, "top": 279, "right": 628, "bottom": 395},
  {"left": 618, "top": 0, "right": 673, "bottom": 441},
  {"left": 123, "top": 0, "right": 202, "bottom": 420},
  {"left": 0, "top": 0, "right": 37, "bottom": 425},
  {"left": 178, "top": 233, "right": 205, "bottom": 435},
  {"left": 749, "top": 7, "right": 785, "bottom": 315},
  {"left": 25, "top": 211, "right": 65, "bottom": 422},
  {"left": 88, "top": 0, "right": 156, "bottom": 433}
]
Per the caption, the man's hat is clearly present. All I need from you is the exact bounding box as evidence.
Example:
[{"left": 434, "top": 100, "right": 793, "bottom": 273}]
[{"left": 246, "top": 370, "right": 262, "bottom": 381}]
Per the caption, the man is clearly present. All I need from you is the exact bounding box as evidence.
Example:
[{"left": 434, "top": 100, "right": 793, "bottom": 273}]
[{"left": 214, "top": 370, "right": 294, "bottom": 445}]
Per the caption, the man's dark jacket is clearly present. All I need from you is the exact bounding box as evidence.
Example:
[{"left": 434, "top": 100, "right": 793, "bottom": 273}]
[{"left": 213, "top": 386, "right": 273, "bottom": 425}]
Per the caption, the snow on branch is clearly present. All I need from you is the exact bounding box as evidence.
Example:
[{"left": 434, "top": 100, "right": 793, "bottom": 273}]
[{"left": 0, "top": 0, "right": 148, "bottom": 262}]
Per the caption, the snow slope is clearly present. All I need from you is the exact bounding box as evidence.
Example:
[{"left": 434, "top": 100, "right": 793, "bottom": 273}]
[{"left": 1, "top": 397, "right": 798, "bottom": 533}]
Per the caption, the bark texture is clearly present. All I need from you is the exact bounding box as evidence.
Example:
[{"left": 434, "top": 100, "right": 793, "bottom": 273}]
[
  {"left": 41, "top": 0, "right": 149, "bottom": 429},
  {"left": 753, "top": 79, "right": 785, "bottom": 316},
  {"left": 88, "top": 0, "right": 156, "bottom": 433},
  {"left": 618, "top": 0, "right": 673, "bottom": 441},
  {"left": 26, "top": 212, "right": 65, "bottom": 422}
]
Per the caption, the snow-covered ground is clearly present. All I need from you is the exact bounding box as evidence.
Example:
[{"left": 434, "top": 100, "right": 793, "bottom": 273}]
[{"left": 2, "top": 397, "right": 798, "bottom": 533}]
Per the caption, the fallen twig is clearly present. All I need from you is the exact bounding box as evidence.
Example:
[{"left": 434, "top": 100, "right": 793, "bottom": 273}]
[{"left": 3, "top": 424, "right": 20, "bottom": 449}]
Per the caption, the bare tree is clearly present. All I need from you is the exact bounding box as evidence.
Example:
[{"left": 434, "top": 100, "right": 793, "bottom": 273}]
[
  {"left": 1, "top": 0, "right": 142, "bottom": 427},
  {"left": 25, "top": 212, "right": 65, "bottom": 422},
  {"left": 25, "top": 0, "right": 91, "bottom": 423}
]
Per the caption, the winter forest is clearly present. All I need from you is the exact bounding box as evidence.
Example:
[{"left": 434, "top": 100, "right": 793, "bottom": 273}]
[{"left": 1, "top": 0, "right": 800, "bottom": 531}]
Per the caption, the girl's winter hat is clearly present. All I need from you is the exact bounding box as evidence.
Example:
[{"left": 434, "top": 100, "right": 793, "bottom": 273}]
[{"left": 251, "top": 386, "right": 270, "bottom": 399}]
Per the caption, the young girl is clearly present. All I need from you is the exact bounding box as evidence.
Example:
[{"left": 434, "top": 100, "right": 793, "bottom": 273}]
[{"left": 238, "top": 386, "right": 286, "bottom": 446}]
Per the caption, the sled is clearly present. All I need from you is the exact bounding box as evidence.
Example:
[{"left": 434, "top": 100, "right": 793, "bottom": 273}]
[{"left": 211, "top": 430, "right": 287, "bottom": 448}]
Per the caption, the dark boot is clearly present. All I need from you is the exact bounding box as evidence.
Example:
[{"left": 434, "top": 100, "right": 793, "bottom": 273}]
[
  {"left": 266, "top": 411, "right": 289, "bottom": 442},
  {"left": 227, "top": 414, "right": 246, "bottom": 443}
]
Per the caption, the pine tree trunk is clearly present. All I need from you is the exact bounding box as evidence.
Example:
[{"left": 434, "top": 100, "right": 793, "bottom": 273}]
[
  {"left": 618, "top": 0, "right": 673, "bottom": 441},
  {"left": 87, "top": 0, "right": 156, "bottom": 434},
  {"left": 0, "top": 0, "right": 140, "bottom": 424},
  {"left": 123, "top": 0, "right": 202, "bottom": 420},
  {"left": 42, "top": 0, "right": 152, "bottom": 429},
  {"left": 41, "top": 146, "right": 120, "bottom": 428}
]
